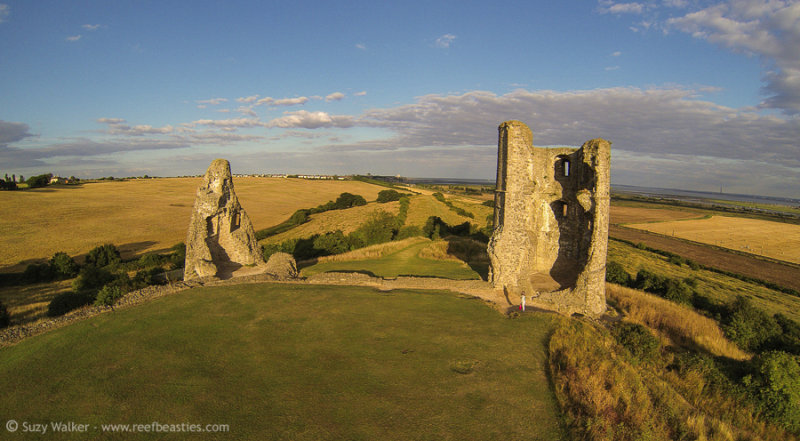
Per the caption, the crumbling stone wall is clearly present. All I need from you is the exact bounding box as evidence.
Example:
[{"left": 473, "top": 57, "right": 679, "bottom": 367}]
[
  {"left": 488, "top": 121, "right": 610, "bottom": 316},
  {"left": 184, "top": 159, "right": 265, "bottom": 280}
]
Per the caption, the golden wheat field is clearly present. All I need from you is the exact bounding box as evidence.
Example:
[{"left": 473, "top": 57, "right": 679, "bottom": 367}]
[
  {"left": 626, "top": 215, "right": 800, "bottom": 264},
  {"left": 0, "top": 178, "right": 386, "bottom": 270},
  {"left": 609, "top": 206, "right": 707, "bottom": 224}
]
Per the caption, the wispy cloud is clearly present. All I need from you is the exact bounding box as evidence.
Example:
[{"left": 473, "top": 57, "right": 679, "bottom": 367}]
[
  {"left": 196, "top": 98, "right": 228, "bottom": 106},
  {"left": 266, "top": 110, "right": 354, "bottom": 129},
  {"left": 236, "top": 95, "right": 260, "bottom": 103},
  {"left": 355, "top": 91, "right": 367, "bottom": 96},
  {"left": 82, "top": 24, "right": 102, "bottom": 31},
  {"left": 355, "top": 43, "right": 366, "bottom": 50},
  {"left": 66, "top": 35, "right": 82, "bottom": 42},
  {"left": 435, "top": 33, "right": 456, "bottom": 48},
  {"left": 611, "top": 51, "right": 622, "bottom": 57}
]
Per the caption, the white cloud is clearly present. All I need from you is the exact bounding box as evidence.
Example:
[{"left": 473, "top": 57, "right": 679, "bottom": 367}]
[
  {"left": 256, "top": 97, "right": 273, "bottom": 106},
  {"left": 612, "top": 51, "right": 622, "bottom": 56},
  {"left": 237, "top": 95, "right": 260, "bottom": 103},
  {"left": 196, "top": 97, "right": 228, "bottom": 105},
  {"left": 82, "top": 24, "right": 102, "bottom": 31},
  {"left": 599, "top": 1, "right": 645, "bottom": 14},
  {"left": 96, "top": 118, "right": 173, "bottom": 136},
  {"left": 605, "top": 65, "right": 621, "bottom": 71},
  {"left": 236, "top": 106, "right": 257, "bottom": 117},
  {"left": 325, "top": 92, "right": 345, "bottom": 102},
  {"left": 191, "top": 118, "right": 263, "bottom": 128},
  {"left": 666, "top": 0, "right": 800, "bottom": 114},
  {"left": 435, "top": 33, "right": 456, "bottom": 48},
  {"left": 66, "top": 35, "right": 82, "bottom": 42},
  {"left": 266, "top": 110, "right": 354, "bottom": 129},
  {"left": 355, "top": 91, "right": 367, "bottom": 96},
  {"left": 355, "top": 43, "right": 366, "bottom": 50},
  {"left": 272, "top": 96, "right": 309, "bottom": 106},
  {"left": 0, "top": 4, "right": 9, "bottom": 23}
]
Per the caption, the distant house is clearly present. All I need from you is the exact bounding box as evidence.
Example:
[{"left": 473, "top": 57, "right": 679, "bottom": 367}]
[{"left": 49, "top": 176, "right": 70, "bottom": 185}]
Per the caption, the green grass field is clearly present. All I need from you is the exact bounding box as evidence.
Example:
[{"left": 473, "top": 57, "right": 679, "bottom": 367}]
[
  {"left": 301, "top": 239, "right": 482, "bottom": 280},
  {"left": 0, "top": 283, "right": 566, "bottom": 440}
]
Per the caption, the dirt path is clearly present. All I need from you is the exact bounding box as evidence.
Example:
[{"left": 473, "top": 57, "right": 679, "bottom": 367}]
[{"left": 609, "top": 225, "right": 800, "bottom": 292}]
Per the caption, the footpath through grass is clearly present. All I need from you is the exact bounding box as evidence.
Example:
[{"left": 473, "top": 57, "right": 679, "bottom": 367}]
[{"left": 0, "top": 283, "right": 566, "bottom": 440}]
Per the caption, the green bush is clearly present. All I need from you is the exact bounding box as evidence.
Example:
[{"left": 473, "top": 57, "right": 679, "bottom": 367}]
[
  {"left": 169, "top": 242, "right": 186, "bottom": 269},
  {"left": 352, "top": 211, "right": 399, "bottom": 247},
  {"left": 397, "top": 196, "right": 410, "bottom": 225},
  {"left": 663, "top": 278, "right": 693, "bottom": 305},
  {"left": 47, "top": 292, "right": 95, "bottom": 317},
  {"left": 95, "top": 285, "right": 125, "bottom": 308},
  {"left": 634, "top": 269, "right": 667, "bottom": 293},
  {"left": 613, "top": 322, "right": 661, "bottom": 363},
  {"left": 377, "top": 189, "right": 403, "bottom": 203},
  {"left": 50, "top": 252, "right": 79, "bottom": 278},
  {"left": 333, "top": 192, "right": 367, "bottom": 210},
  {"left": 313, "top": 231, "right": 350, "bottom": 255},
  {"left": 0, "top": 301, "right": 10, "bottom": 328},
  {"left": 722, "top": 296, "right": 782, "bottom": 352},
  {"left": 395, "top": 225, "right": 424, "bottom": 240},
  {"left": 72, "top": 266, "right": 115, "bottom": 295},
  {"left": 748, "top": 351, "right": 800, "bottom": 433},
  {"left": 26, "top": 173, "right": 52, "bottom": 189},
  {"left": 605, "top": 261, "right": 631, "bottom": 285},
  {"left": 22, "top": 262, "right": 55, "bottom": 283},
  {"left": 85, "top": 244, "right": 121, "bottom": 267}
]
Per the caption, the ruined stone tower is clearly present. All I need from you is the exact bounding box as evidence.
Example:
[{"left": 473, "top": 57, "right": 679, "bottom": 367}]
[
  {"left": 488, "top": 121, "right": 610, "bottom": 316},
  {"left": 184, "top": 159, "right": 265, "bottom": 280}
]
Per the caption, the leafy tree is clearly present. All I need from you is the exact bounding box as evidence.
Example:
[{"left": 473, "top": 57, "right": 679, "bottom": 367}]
[
  {"left": 352, "top": 211, "right": 399, "bottom": 246},
  {"left": 722, "top": 296, "right": 782, "bottom": 352},
  {"left": 22, "top": 262, "right": 55, "bottom": 283},
  {"left": 748, "top": 351, "right": 800, "bottom": 432},
  {"left": 313, "top": 231, "right": 350, "bottom": 255},
  {"left": 95, "top": 285, "right": 124, "bottom": 309},
  {"left": 605, "top": 261, "right": 631, "bottom": 285},
  {"left": 377, "top": 189, "right": 403, "bottom": 203},
  {"left": 26, "top": 173, "right": 52, "bottom": 188},
  {"left": 0, "top": 301, "right": 10, "bottom": 328},
  {"left": 72, "top": 266, "right": 114, "bottom": 295},
  {"left": 50, "top": 252, "right": 79, "bottom": 278},
  {"left": 333, "top": 192, "right": 367, "bottom": 209},
  {"left": 85, "top": 243, "right": 121, "bottom": 267}
]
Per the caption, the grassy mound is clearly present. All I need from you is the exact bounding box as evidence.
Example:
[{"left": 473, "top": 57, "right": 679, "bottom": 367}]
[{"left": 0, "top": 283, "right": 566, "bottom": 440}]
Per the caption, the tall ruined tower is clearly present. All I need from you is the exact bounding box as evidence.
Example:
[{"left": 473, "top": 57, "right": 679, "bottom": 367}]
[
  {"left": 184, "top": 159, "right": 265, "bottom": 280},
  {"left": 488, "top": 121, "right": 610, "bottom": 316}
]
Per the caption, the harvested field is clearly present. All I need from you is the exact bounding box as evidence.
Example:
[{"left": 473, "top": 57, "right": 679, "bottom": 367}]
[
  {"left": 609, "top": 225, "right": 800, "bottom": 293},
  {"left": 0, "top": 178, "right": 385, "bottom": 270},
  {"left": 625, "top": 215, "right": 800, "bottom": 264},
  {"left": 405, "top": 194, "right": 476, "bottom": 227},
  {"left": 260, "top": 201, "right": 400, "bottom": 245},
  {"left": 610, "top": 205, "right": 707, "bottom": 224}
]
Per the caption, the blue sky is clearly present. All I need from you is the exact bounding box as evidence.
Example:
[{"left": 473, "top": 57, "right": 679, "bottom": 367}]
[{"left": 1, "top": 1, "right": 799, "bottom": 197}]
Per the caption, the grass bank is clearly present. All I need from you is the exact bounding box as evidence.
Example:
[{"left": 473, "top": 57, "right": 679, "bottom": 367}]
[{"left": 0, "top": 283, "right": 566, "bottom": 440}]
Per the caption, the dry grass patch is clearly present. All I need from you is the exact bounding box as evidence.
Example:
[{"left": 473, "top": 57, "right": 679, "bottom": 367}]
[
  {"left": 405, "top": 195, "right": 474, "bottom": 227},
  {"left": 606, "top": 283, "right": 750, "bottom": 360},
  {"left": 312, "top": 237, "right": 429, "bottom": 263},
  {"left": 0, "top": 178, "right": 385, "bottom": 269},
  {"left": 626, "top": 215, "right": 800, "bottom": 264},
  {"left": 0, "top": 279, "right": 72, "bottom": 325}
]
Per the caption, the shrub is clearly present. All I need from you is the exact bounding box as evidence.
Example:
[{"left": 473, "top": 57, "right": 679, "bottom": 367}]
[
  {"left": 397, "top": 196, "right": 410, "bottom": 225},
  {"left": 47, "top": 291, "right": 95, "bottom": 317},
  {"left": 0, "top": 301, "right": 10, "bottom": 328},
  {"left": 613, "top": 322, "right": 661, "bottom": 363},
  {"left": 377, "top": 189, "right": 403, "bottom": 203},
  {"left": 26, "top": 173, "right": 52, "bottom": 189},
  {"left": 72, "top": 266, "right": 114, "bottom": 295},
  {"left": 395, "top": 225, "right": 424, "bottom": 240},
  {"left": 663, "top": 278, "right": 693, "bottom": 305},
  {"left": 22, "top": 262, "right": 55, "bottom": 283},
  {"left": 133, "top": 267, "right": 164, "bottom": 287},
  {"left": 722, "top": 296, "right": 782, "bottom": 352},
  {"left": 85, "top": 244, "right": 121, "bottom": 267},
  {"left": 170, "top": 242, "right": 186, "bottom": 269},
  {"left": 95, "top": 285, "right": 124, "bottom": 308},
  {"left": 352, "top": 211, "right": 399, "bottom": 247},
  {"left": 605, "top": 261, "right": 631, "bottom": 285},
  {"left": 50, "top": 252, "right": 79, "bottom": 278},
  {"left": 137, "top": 253, "right": 165, "bottom": 268},
  {"left": 313, "top": 231, "right": 350, "bottom": 256},
  {"left": 333, "top": 192, "right": 367, "bottom": 209},
  {"left": 748, "top": 351, "right": 800, "bottom": 433},
  {"left": 423, "top": 216, "right": 449, "bottom": 239}
]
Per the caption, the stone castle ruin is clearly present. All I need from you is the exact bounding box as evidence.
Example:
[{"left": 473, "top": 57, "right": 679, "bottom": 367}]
[
  {"left": 184, "top": 159, "right": 265, "bottom": 280},
  {"left": 488, "top": 121, "right": 610, "bottom": 316}
]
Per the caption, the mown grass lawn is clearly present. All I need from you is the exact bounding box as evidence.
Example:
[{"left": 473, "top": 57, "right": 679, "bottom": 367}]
[{"left": 0, "top": 283, "right": 566, "bottom": 440}]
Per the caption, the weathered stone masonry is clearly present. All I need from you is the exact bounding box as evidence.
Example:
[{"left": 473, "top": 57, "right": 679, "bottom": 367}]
[
  {"left": 184, "top": 159, "right": 265, "bottom": 280},
  {"left": 488, "top": 121, "right": 610, "bottom": 316}
]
